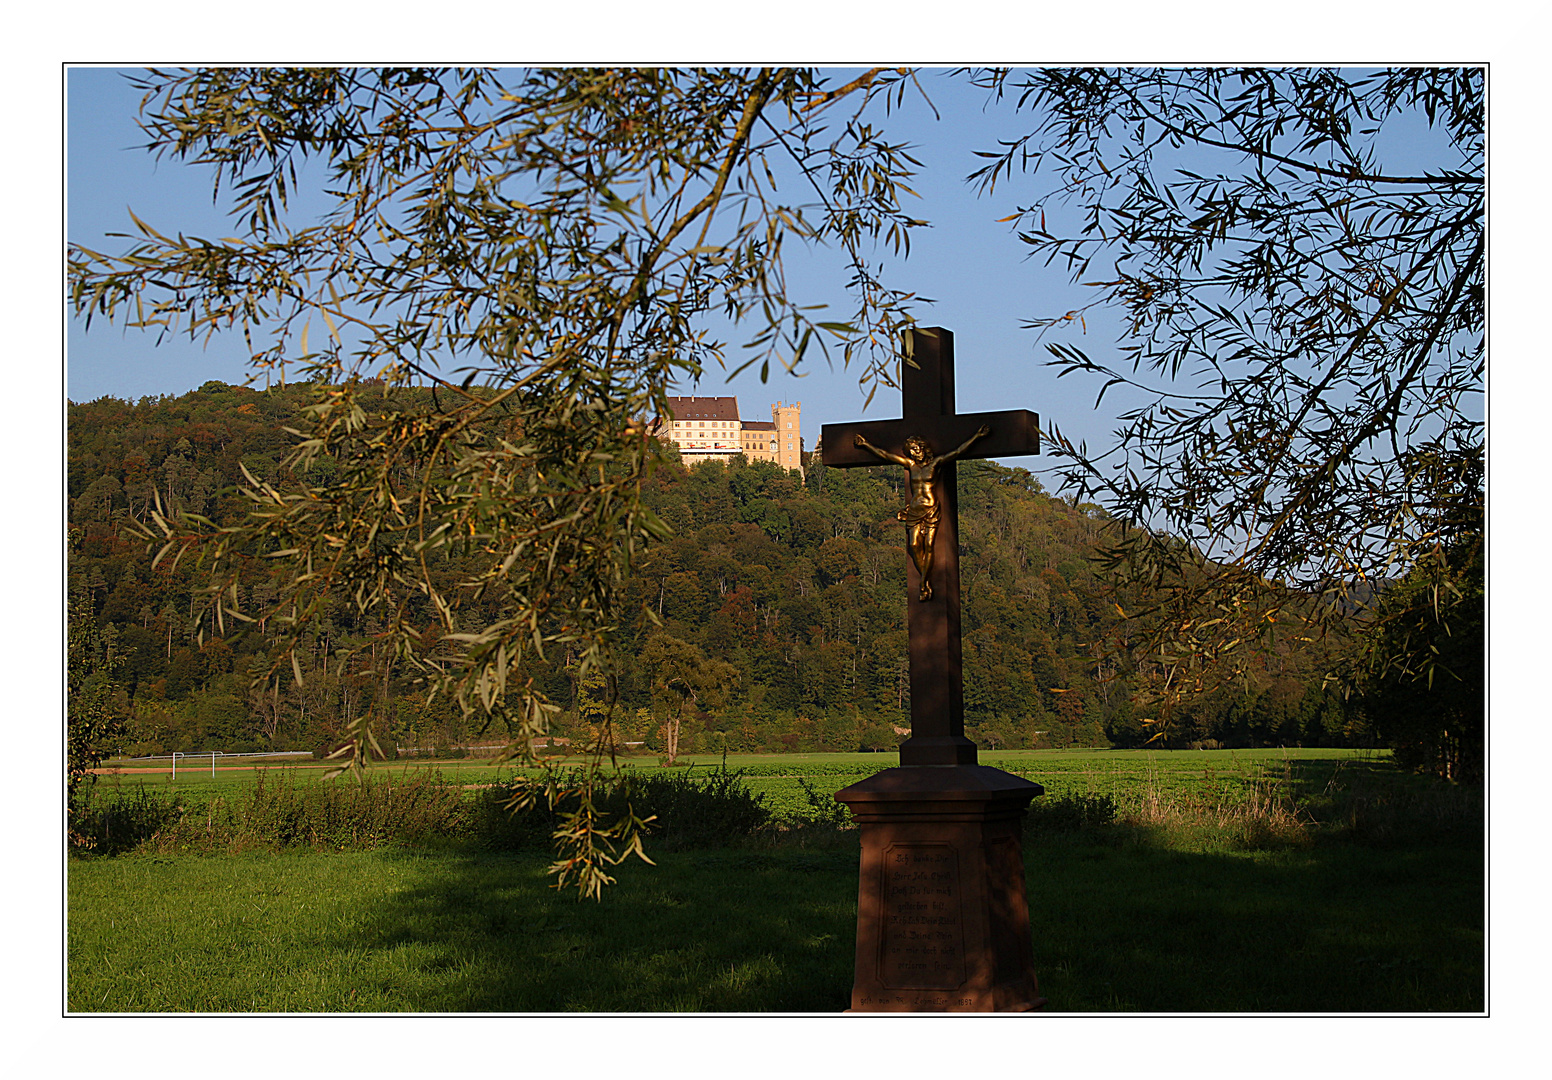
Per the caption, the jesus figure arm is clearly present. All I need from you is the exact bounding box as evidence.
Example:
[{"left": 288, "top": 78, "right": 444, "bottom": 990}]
[
  {"left": 935, "top": 424, "right": 992, "bottom": 466},
  {"left": 854, "top": 433, "right": 912, "bottom": 468}
]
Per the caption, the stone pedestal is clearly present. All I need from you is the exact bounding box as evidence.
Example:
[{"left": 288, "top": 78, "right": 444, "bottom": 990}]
[{"left": 835, "top": 766, "right": 1045, "bottom": 1012}]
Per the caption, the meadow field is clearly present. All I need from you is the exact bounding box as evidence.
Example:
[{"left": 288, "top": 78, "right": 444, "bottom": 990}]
[
  {"left": 92, "top": 745, "right": 1394, "bottom": 823},
  {"left": 68, "top": 748, "right": 1484, "bottom": 1013}
]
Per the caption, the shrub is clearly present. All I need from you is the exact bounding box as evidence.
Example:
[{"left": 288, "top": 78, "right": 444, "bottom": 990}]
[
  {"left": 478, "top": 766, "right": 775, "bottom": 852},
  {"left": 73, "top": 769, "right": 474, "bottom": 855},
  {"left": 1303, "top": 764, "right": 1482, "bottom": 844},
  {"left": 1024, "top": 792, "right": 1119, "bottom": 835},
  {"left": 72, "top": 765, "right": 785, "bottom": 858},
  {"left": 793, "top": 778, "right": 851, "bottom": 828},
  {"left": 72, "top": 786, "right": 187, "bottom": 855}
]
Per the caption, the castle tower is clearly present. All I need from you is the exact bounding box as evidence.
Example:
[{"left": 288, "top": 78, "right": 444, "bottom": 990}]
[
  {"left": 772, "top": 400, "right": 802, "bottom": 471},
  {"left": 652, "top": 395, "right": 801, "bottom": 471}
]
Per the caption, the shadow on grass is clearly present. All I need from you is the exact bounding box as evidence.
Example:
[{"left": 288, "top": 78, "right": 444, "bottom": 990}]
[
  {"left": 1024, "top": 825, "right": 1483, "bottom": 1012},
  {"left": 69, "top": 760, "right": 1482, "bottom": 1013},
  {"left": 331, "top": 812, "right": 1481, "bottom": 1012},
  {"left": 1278, "top": 757, "right": 1485, "bottom": 844},
  {"left": 1019, "top": 759, "right": 1484, "bottom": 1012},
  {"left": 329, "top": 839, "right": 864, "bottom": 1012}
]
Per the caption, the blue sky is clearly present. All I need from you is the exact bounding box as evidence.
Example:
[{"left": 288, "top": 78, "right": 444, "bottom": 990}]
[{"left": 66, "top": 67, "right": 1158, "bottom": 473}]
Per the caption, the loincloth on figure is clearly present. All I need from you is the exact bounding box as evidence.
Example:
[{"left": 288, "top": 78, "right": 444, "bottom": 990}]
[{"left": 897, "top": 503, "right": 939, "bottom": 528}]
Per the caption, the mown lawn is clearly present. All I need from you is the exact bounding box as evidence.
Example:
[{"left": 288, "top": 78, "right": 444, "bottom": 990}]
[
  {"left": 68, "top": 846, "right": 859, "bottom": 1013},
  {"left": 68, "top": 814, "right": 1482, "bottom": 1013}
]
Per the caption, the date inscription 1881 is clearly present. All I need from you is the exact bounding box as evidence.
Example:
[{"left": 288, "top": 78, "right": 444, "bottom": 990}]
[{"left": 879, "top": 843, "right": 966, "bottom": 990}]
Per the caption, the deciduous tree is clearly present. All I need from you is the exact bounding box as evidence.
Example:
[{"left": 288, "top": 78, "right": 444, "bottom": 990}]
[
  {"left": 968, "top": 68, "right": 1483, "bottom": 740},
  {"left": 67, "top": 588, "right": 128, "bottom": 846},
  {"left": 639, "top": 634, "right": 738, "bottom": 764},
  {"left": 70, "top": 66, "right": 929, "bottom": 894}
]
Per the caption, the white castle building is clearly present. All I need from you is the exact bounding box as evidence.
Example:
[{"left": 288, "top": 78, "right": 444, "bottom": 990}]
[{"left": 655, "top": 397, "right": 804, "bottom": 471}]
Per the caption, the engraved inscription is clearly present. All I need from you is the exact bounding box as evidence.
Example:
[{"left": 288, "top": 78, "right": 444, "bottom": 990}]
[
  {"left": 879, "top": 843, "right": 966, "bottom": 990},
  {"left": 858, "top": 994, "right": 974, "bottom": 1009}
]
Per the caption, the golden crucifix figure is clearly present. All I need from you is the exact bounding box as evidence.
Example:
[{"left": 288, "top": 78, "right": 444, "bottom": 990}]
[{"left": 854, "top": 424, "right": 991, "bottom": 600}]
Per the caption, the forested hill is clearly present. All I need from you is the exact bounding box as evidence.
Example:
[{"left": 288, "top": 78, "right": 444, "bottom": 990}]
[{"left": 68, "top": 381, "right": 1356, "bottom": 757}]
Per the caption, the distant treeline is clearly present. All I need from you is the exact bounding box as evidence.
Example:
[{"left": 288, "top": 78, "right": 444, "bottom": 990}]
[{"left": 68, "top": 380, "right": 1370, "bottom": 758}]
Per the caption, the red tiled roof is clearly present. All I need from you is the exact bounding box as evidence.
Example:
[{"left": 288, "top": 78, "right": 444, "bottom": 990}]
[
  {"left": 742, "top": 420, "right": 776, "bottom": 431},
  {"left": 663, "top": 396, "right": 740, "bottom": 421}
]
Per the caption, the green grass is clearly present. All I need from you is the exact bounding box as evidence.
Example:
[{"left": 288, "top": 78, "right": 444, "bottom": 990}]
[
  {"left": 68, "top": 846, "right": 859, "bottom": 1012},
  {"left": 67, "top": 822, "right": 1482, "bottom": 1013},
  {"left": 1025, "top": 830, "right": 1482, "bottom": 1011},
  {"left": 69, "top": 748, "right": 1482, "bottom": 1012}
]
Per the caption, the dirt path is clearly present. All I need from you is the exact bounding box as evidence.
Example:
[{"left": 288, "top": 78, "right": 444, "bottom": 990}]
[{"left": 90, "top": 762, "right": 514, "bottom": 775}]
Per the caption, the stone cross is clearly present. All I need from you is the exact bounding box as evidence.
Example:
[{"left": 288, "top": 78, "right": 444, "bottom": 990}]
[{"left": 821, "top": 327, "right": 1039, "bottom": 767}]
